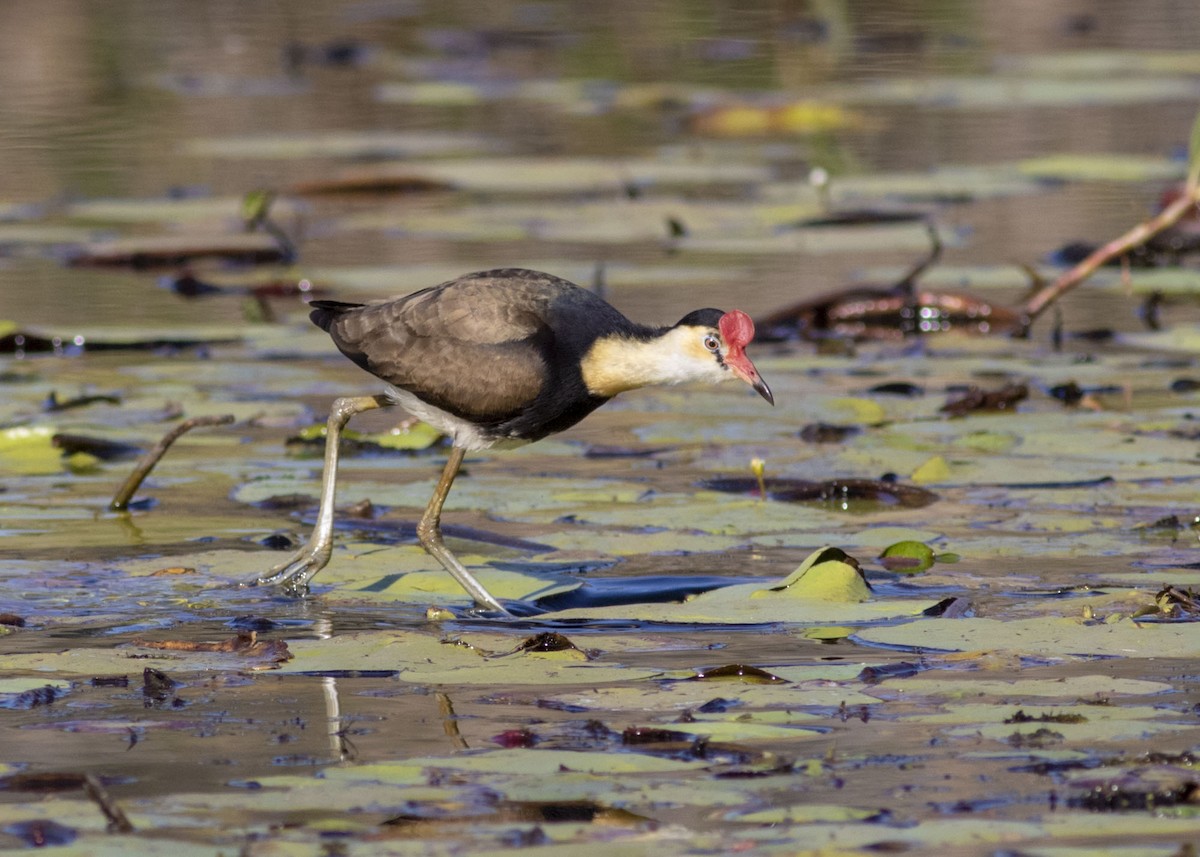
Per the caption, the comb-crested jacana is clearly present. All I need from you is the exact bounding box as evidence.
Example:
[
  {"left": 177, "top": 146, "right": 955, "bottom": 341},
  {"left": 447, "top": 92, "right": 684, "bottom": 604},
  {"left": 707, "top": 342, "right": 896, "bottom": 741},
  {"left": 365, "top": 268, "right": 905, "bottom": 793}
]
[{"left": 252, "top": 268, "right": 773, "bottom": 614}]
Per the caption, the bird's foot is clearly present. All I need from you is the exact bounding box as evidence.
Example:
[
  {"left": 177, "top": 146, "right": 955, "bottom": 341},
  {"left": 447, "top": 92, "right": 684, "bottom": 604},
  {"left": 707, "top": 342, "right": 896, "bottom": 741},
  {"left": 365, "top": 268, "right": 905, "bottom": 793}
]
[
  {"left": 241, "top": 546, "right": 328, "bottom": 597},
  {"left": 435, "top": 601, "right": 532, "bottom": 621},
  {"left": 487, "top": 599, "right": 545, "bottom": 619},
  {"left": 465, "top": 601, "right": 517, "bottom": 619}
]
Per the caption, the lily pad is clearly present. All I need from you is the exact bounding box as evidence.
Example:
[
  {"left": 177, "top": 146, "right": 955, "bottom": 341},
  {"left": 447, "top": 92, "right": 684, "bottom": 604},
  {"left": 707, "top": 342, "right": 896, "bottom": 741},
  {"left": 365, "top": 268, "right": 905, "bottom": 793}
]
[
  {"left": 855, "top": 616, "right": 1200, "bottom": 659},
  {"left": 1017, "top": 153, "right": 1187, "bottom": 183},
  {"left": 277, "top": 631, "right": 665, "bottom": 685},
  {"left": 544, "top": 548, "right": 935, "bottom": 624},
  {"left": 68, "top": 233, "right": 286, "bottom": 268},
  {"left": 183, "top": 131, "right": 494, "bottom": 160}
]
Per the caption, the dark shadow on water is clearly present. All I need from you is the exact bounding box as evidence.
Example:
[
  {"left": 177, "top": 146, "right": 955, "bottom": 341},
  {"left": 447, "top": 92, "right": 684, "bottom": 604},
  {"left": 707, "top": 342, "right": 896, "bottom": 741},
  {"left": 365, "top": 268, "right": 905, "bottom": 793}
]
[{"left": 531, "top": 574, "right": 761, "bottom": 611}]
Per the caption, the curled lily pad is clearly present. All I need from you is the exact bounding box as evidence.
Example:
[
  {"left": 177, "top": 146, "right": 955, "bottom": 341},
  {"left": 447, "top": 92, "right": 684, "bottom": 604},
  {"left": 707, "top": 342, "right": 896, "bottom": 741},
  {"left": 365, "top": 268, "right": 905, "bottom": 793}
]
[
  {"left": 910, "top": 455, "right": 952, "bottom": 484},
  {"left": 879, "top": 540, "right": 936, "bottom": 574},
  {"left": 753, "top": 547, "right": 872, "bottom": 602},
  {"left": 700, "top": 476, "right": 938, "bottom": 510},
  {"left": 688, "top": 664, "right": 786, "bottom": 683},
  {"left": 545, "top": 547, "right": 934, "bottom": 624}
]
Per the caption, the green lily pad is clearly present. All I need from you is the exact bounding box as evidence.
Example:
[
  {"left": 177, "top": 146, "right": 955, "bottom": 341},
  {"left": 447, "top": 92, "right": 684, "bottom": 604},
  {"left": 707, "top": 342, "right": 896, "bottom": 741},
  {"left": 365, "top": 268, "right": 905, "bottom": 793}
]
[
  {"left": 856, "top": 616, "right": 1200, "bottom": 659},
  {"left": 0, "top": 425, "right": 63, "bottom": 475},
  {"left": 277, "top": 630, "right": 664, "bottom": 684},
  {"left": 183, "top": 130, "right": 492, "bottom": 159},
  {"left": 879, "top": 540, "right": 937, "bottom": 573},
  {"left": 821, "top": 75, "right": 1200, "bottom": 109},
  {"left": 0, "top": 677, "right": 72, "bottom": 696},
  {"left": 731, "top": 803, "right": 877, "bottom": 823},
  {"left": 753, "top": 547, "right": 872, "bottom": 601},
  {"left": 1017, "top": 153, "right": 1187, "bottom": 183},
  {"left": 64, "top": 196, "right": 305, "bottom": 225},
  {"left": 545, "top": 548, "right": 931, "bottom": 624}
]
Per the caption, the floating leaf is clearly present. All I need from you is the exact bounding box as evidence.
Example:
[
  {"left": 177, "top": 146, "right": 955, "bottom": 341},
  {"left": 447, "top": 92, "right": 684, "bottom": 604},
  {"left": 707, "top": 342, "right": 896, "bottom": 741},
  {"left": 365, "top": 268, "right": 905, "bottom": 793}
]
[
  {"left": 0, "top": 425, "right": 63, "bottom": 475},
  {"left": 822, "top": 75, "right": 1200, "bottom": 110},
  {"left": 910, "top": 455, "right": 952, "bottom": 483},
  {"left": 753, "top": 547, "right": 872, "bottom": 602},
  {"left": 689, "top": 101, "right": 867, "bottom": 136},
  {"left": 68, "top": 233, "right": 286, "bottom": 269},
  {"left": 290, "top": 169, "right": 455, "bottom": 196},
  {"left": 1017, "top": 153, "right": 1186, "bottom": 183},
  {"left": 700, "top": 476, "right": 938, "bottom": 510},
  {"left": 855, "top": 616, "right": 1200, "bottom": 659},
  {"left": 276, "top": 630, "right": 663, "bottom": 685},
  {"left": 546, "top": 549, "right": 931, "bottom": 625},
  {"left": 183, "top": 131, "right": 493, "bottom": 160},
  {"left": 879, "top": 540, "right": 936, "bottom": 573},
  {"left": 1189, "top": 106, "right": 1200, "bottom": 191},
  {"left": 64, "top": 196, "right": 304, "bottom": 225}
]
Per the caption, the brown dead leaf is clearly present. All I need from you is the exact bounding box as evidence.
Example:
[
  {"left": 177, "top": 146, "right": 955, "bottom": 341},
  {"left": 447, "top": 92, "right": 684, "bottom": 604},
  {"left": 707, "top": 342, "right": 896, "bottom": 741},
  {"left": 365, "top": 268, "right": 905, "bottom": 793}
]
[
  {"left": 940, "top": 383, "right": 1029, "bottom": 416},
  {"left": 69, "top": 233, "right": 286, "bottom": 269},
  {"left": 290, "top": 168, "right": 453, "bottom": 196},
  {"left": 132, "top": 631, "right": 292, "bottom": 663}
]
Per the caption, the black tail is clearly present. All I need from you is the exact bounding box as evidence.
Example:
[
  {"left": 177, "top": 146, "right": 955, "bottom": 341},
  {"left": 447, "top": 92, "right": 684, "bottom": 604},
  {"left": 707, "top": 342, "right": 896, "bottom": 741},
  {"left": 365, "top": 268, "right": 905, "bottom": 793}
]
[{"left": 308, "top": 300, "right": 364, "bottom": 333}]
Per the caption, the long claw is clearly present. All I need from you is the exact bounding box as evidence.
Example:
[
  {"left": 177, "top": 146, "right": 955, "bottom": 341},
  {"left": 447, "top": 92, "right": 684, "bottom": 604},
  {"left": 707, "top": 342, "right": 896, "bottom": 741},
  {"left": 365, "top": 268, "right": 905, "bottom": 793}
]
[{"left": 244, "top": 545, "right": 331, "bottom": 595}]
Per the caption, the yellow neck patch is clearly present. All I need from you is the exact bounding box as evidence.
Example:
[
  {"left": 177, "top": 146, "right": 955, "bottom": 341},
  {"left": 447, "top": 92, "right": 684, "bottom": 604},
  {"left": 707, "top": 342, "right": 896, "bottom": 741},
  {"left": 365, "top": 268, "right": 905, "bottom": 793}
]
[{"left": 579, "top": 328, "right": 717, "bottom": 398}]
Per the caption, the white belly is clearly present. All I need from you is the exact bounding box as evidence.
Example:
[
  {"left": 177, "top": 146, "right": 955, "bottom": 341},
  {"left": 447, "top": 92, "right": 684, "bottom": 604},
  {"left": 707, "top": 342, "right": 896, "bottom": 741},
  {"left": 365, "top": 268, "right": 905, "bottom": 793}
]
[{"left": 383, "top": 386, "right": 530, "bottom": 451}]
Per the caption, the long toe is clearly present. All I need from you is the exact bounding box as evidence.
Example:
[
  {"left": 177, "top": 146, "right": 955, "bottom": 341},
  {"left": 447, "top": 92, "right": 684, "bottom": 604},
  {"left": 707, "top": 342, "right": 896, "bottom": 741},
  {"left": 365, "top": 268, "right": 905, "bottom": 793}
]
[
  {"left": 457, "top": 598, "right": 547, "bottom": 619},
  {"left": 248, "top": 552, "right": 320, "bottom": 589},
  {"left": 279, "top": 574, "right": 313, "bottom": 598},
  {"left": 494, "top": 599, "right": 547, "bottom": 619}
]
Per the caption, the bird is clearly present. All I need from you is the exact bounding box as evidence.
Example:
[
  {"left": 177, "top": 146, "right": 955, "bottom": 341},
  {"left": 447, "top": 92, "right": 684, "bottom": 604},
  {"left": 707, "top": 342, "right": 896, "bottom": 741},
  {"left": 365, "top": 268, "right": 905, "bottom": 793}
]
[{"left": 252, "top": 267, "right": 774, "bottom": 615}]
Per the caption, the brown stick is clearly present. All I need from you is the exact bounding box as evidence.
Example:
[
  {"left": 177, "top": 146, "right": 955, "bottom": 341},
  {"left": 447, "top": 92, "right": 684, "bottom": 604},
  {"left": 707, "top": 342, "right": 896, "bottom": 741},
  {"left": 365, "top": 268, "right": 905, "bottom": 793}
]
[
  {"left": 436, "top": 691, "right": 470, "bottom": 751},
  {"left": 1020, "top": 183, "right": 1200, "bottom": 332},
  {"left": 108, "top": 414, "right": 235, "bottom": 511},
  {"left": 82, "top": 773, "right": 134, "bottom": 833}
]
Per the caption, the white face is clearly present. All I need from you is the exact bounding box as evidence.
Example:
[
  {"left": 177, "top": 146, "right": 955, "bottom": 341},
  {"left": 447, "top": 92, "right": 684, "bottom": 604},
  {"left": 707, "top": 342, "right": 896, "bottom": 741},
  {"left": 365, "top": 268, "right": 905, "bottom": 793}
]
[
  {"left": 659, "top": 325, "right": 732, "bottom": 385},
  {"left": 579, "top": 323, "right": 770, "bottom": 400},
  {"left": 669, "top": 322, "right": 773, "bottom": 405}
]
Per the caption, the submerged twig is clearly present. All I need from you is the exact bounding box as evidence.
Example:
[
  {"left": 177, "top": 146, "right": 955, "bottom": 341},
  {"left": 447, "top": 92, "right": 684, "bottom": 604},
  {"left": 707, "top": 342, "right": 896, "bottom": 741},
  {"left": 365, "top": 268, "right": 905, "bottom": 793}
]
[
  {"left": 242, "top": 189, "right": 299, "bottom": 265},
  {"left": 108, "top": 414, "right": 235, "bottom": 511},
  {"left": 1020, "top": 182, "right": 1200, "bottom": 332},
  {"left": 82, "top": 773, "right": 134, "bottom": 833},
  {"left": 436, "top": 691, "right": 470, "bottom": 751}
]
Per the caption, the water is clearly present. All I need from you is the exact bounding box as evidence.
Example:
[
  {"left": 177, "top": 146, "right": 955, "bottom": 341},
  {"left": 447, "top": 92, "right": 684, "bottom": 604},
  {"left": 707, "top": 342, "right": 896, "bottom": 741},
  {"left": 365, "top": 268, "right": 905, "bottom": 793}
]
[
  {"left": 3, "top": 1, "right": 1199, "bottom": 331},
  {"left": 4, "top": 3, "right": 1200, "bottom": 853}
]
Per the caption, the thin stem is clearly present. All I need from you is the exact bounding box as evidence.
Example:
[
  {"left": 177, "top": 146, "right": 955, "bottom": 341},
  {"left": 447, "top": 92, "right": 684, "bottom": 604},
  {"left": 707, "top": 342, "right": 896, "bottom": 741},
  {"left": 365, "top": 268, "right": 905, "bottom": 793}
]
[
  {"left": 109, "top": 414, "right": 234, "bottom": 511},
  {"left": 1020, "top": 184, "right": 1200, "bottom": 331}
]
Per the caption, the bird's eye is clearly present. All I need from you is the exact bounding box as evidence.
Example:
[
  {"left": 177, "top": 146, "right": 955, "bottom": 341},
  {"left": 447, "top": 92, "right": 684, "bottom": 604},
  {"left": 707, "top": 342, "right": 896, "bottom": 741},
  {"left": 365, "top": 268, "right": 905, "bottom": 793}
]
[{"left": 703, "top": 334, "right": 720, "bottom": 352}]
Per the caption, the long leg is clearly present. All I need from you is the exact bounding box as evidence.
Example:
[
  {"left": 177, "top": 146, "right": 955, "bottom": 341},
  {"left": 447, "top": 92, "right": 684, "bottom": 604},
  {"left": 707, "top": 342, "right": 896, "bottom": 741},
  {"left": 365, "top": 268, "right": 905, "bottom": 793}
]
[
  {"left": 249, "top": 394, "right": 388, "bottom": 596},
  {"left": 417, "top": 447, "right": 511, "bottom": 615}
]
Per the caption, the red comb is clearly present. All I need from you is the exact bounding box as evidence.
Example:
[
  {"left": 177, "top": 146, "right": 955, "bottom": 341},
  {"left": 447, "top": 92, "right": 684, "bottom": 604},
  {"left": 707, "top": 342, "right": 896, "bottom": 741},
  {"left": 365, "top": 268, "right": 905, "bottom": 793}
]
[{"left": 719, "top": 310, "right": 755, "bottom": 349}]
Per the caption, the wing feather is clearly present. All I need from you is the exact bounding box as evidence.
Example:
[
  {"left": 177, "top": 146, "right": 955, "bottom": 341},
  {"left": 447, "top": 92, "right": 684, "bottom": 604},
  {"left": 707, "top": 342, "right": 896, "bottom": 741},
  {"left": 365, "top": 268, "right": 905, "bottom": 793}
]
[{"left": 320, "top": 270, "right": 586, "bottom": 422}]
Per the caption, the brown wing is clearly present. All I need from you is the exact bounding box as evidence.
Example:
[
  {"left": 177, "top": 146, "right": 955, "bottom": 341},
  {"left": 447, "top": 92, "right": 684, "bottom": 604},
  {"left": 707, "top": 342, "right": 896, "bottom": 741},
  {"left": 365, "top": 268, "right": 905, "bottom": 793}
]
[{"left": 322, "top": 270, "right": 582, "bottom": 422}]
